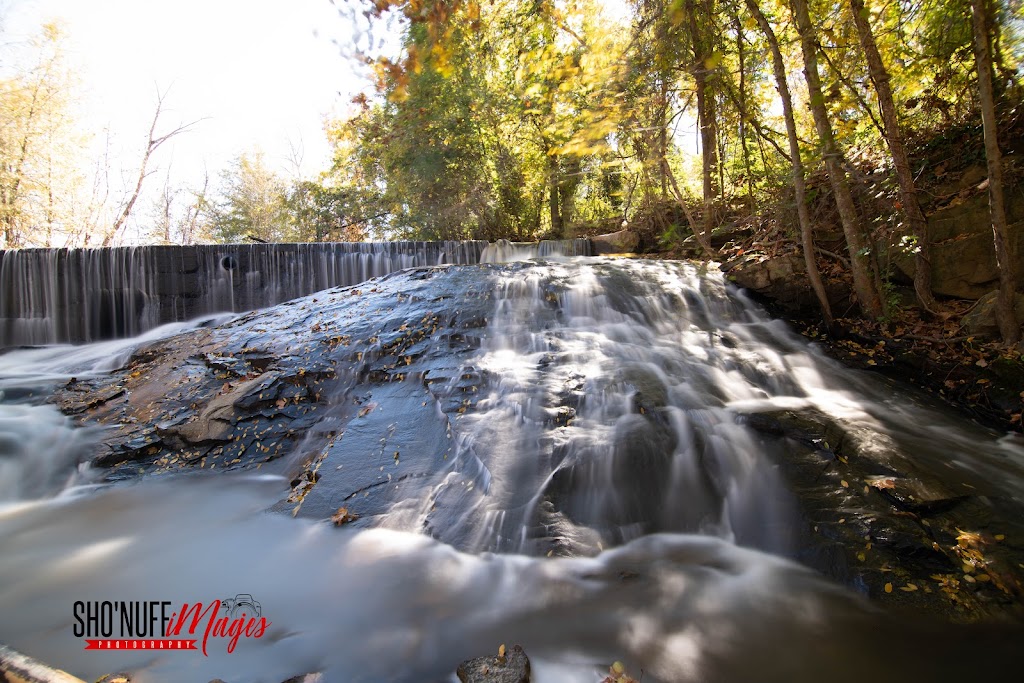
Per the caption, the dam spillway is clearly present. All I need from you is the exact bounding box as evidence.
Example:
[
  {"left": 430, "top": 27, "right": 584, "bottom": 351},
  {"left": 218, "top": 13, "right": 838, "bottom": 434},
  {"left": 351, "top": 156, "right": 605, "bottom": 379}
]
[{"left": 0, "top": 239, "right": 591, "bottom": 346}]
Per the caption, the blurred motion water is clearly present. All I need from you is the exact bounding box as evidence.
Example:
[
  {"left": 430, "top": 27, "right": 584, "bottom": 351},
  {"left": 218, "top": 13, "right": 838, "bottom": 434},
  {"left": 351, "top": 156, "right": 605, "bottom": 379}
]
[
  {"left": 1, "top": 256, "right": 1022, "bottom": 682},
  {"left": 0, "top": 477, "right": 1018, "bottom": 683}
]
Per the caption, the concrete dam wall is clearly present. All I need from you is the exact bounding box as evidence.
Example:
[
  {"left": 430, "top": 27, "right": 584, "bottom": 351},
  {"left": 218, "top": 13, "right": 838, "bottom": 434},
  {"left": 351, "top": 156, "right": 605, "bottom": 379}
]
[{"left": 0, "top": 239, "right": 591, "bottom": 346}]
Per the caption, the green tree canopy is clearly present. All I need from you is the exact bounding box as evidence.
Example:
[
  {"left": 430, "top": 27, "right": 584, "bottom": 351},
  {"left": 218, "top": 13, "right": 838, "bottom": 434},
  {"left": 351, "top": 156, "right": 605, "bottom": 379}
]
[{"left": 209, "top": 149, "right": 292, "bottom": 243}]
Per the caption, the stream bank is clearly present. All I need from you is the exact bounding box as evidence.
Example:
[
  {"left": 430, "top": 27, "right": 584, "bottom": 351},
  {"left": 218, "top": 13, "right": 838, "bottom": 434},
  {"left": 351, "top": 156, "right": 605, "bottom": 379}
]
[{"left": 720, "top": 249, "right": 1024, "bottom": 434}]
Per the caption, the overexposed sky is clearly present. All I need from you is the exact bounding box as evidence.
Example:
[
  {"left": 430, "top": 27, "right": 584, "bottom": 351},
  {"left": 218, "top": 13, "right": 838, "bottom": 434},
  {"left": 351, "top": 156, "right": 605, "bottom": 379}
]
[{"left": 3, "top": 0, "right": 377, "bottom": 187}]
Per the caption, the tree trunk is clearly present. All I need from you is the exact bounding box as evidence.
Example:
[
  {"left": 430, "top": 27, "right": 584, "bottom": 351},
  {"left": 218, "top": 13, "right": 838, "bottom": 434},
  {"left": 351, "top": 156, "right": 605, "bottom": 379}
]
[
  {"left": 849, "top": 0, "right": 936, "bottom": 313},
  {"left": 1, "top": 70, "right": 47, "bottom": 249},
  {"left": 1, "top": 212, "right": 16, "bottom": 249},
  {"left": 664, "top": 156, "right": 718, "bottom": 257},
  {"left": 745, "top": 0, "right": 833, "bottom": 324},
  {"left": 686, "top": 0, "right": 719, "bottom": 243},
  {"left": 659, "top": 79, "right": 669, "bottom": 198},
  {"left": 547, "top": 153, "right": 563, "bottom": 238},
  {"left": 971, "top": 0, "right": 1020, "bottom": 343},
  {"left": 735, "top": 14, "right": 755, "bottom": 209},
  {"left": 791, "top": 0, "right": 884, "bottom": 318}
]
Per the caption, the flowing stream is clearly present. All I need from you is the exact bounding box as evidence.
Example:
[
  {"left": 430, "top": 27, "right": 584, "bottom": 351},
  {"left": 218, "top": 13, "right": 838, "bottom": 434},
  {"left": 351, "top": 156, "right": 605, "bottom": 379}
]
[{"left": 0, "top": 255, "right": 1022, "bottom": 683}]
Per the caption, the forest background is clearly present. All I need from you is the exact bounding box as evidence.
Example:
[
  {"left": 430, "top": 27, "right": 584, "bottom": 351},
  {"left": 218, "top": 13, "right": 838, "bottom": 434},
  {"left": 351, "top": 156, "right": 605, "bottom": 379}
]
[{"left": 2, "top": 0, "right": 1023, "bottom": 342}]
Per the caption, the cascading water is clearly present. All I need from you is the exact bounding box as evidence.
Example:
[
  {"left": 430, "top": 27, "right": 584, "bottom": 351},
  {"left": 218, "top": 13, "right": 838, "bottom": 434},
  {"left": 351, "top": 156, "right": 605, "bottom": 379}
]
[
  {"left": 0, "top": 256, "right": 1022, "bottom": 683},
  {"left": 408, "top": 260, "right": 802, "bottom": 557},
  {"left": 479, "top": 237, "right": 591, "bottom": 263}
]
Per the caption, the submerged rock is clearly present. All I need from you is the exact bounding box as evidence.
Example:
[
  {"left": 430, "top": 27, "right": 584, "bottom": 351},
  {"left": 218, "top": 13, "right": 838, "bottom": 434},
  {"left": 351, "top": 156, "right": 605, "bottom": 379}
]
[{"left": 745, "top": 407, "right": 1024, "bottom": 620}]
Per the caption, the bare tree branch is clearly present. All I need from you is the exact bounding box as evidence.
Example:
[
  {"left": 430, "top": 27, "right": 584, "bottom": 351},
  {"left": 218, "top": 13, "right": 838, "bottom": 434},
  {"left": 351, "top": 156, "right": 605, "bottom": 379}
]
[{"left": 102, "top": 87, "right": 205, "bottom": 246}]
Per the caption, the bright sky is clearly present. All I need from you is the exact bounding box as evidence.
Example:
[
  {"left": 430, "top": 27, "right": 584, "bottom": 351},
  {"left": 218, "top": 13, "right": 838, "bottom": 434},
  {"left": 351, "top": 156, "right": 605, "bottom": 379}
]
[
  {"left": 4, "top": 0, "right": 377, "bottom": 189},
  {"left": 1, "top": 0, "right": 653, "bottom": 243}
]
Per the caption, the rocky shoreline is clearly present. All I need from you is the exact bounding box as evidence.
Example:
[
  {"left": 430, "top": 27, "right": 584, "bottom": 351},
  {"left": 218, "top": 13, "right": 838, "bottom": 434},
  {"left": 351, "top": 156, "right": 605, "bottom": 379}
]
[{"left": 721, "top": 250, "right": 1024, "bottom": 434}]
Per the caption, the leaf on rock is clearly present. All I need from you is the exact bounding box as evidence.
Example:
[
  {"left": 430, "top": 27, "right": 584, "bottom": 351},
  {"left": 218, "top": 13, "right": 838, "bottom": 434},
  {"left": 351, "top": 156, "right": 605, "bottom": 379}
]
[
  {"left": 956, "top": 529, "right": 984, "bottom": 549},
  {"left": 331, "top": 507, "right": 359, "bottom": 525}
]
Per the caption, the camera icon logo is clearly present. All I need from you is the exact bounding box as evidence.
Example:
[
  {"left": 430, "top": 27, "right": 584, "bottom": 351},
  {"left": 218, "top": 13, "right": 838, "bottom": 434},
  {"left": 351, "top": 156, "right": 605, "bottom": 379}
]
[{"left": 221, "top": 594, "right": 261, "bottom": 620}]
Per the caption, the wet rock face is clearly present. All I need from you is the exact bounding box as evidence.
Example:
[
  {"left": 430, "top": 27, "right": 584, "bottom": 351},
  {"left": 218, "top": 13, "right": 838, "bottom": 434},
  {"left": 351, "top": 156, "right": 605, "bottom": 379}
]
[
  {"left": 745, "top": 408, "right": 1024, "bottom": 621},
  {"left": 54, "top": 259, "right": 751, "bottom": 555},
  {"left": 56, "top": 265, "right": 498, "bottom": 484}
]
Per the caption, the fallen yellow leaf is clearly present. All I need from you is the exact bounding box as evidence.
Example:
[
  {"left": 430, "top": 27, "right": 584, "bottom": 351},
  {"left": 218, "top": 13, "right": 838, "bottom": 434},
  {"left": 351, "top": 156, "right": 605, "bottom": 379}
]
[
  {"left": 884, "top": 583, "right": 893, "bottom": 593},
  {"left": 331, "top": 507, "right": 359, "bottom": 525}
]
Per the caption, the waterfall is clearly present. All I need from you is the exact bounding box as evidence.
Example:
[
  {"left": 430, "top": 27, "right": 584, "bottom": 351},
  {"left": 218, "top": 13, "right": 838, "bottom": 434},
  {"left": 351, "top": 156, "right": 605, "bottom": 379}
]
[
  {"left": 0, "top": 239, "right": 591, "bottom": 347},
  {"left": 2, "top": 256, "right": 1021, "bottom": 683},
  {"left": 479, "top": 237, "right": 591, "bottom": 263}
]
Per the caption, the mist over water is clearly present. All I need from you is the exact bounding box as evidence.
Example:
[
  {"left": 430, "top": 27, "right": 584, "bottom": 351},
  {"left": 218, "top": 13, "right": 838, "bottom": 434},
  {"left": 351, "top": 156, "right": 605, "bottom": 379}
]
[{"left": 1, "top": 256, "right": 1022, "bottom": 682}]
